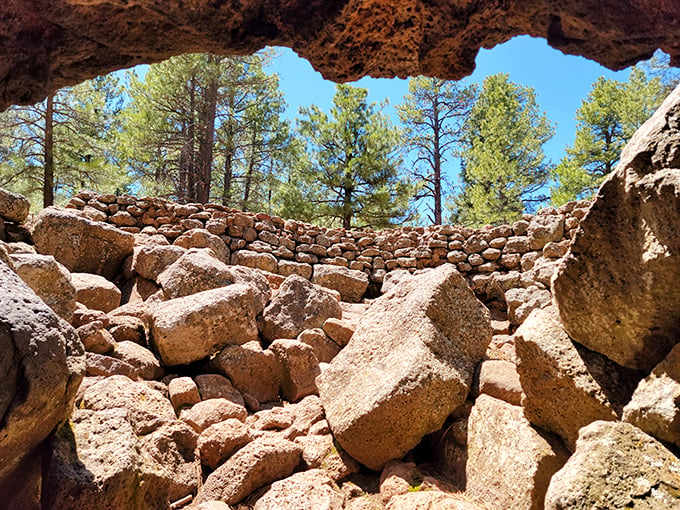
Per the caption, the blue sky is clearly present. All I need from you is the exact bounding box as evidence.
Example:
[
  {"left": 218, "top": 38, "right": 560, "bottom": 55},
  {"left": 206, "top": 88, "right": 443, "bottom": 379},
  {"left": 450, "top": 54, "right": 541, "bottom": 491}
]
[{"left": 270, "top": 35, "right": 634, "bottom": 187}]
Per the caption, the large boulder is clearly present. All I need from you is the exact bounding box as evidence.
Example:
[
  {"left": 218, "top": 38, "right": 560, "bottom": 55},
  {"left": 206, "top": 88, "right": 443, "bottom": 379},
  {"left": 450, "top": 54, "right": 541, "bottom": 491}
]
[
  {"left": 259, "top": 274, "right": 342, "bottom": 342},
  {"left": 157, "top": 248, "right": 270, "bottom": 306},
  {"left": 317, "top": 264, "right": 491, "bottom": 470},
  {"left": 149, "top": 284, "right": 265, "bottom": 366},
  {"left": 174, "top": 228, "right": 230, "bottom": 264},
  {"left": 33, "top": 207, "right": 135, "bottom": 280},
  {"left": 465, "top": 395, "right": 568, "bottom": 510},
  {"left": 623, "top": 342, "right": 680, "bottom": 447},
  {"left": 9, "top": 253, "right": 76, "bottom": 321},
  {"left": 212, "top": 341, "right": 280, "bottom": 403},
  {"left": 43, "top": 408, "right": 200, "bottom": 510},
  {"left": 515, "top": 307, "right": 640, "bottom": 449},
  {"left": 269, "top": 339, "right": 321, "bottom": 402},
  {"left": 231, "top": 249, "right": 278, "bottom": 273},
  {"left": 0, "top": 261, "right": 85, "bottom": 483},
  {"left": 130, "top": 243, "right": 186, "bottom": 281},
  {"left": 196, "top": 436, "right": 302, "bottom": 505},
  {"left": 312, "top": 265, "right": 369, "bottom": 303},
  {"left": 0, "top": 187, "right": 30, "bottom": 223},
  {"left": 545, "top": 421, "right": 680, "bottom": 509},
  {"left": 79, "top": 375, "right": 176, "bottom": 435},
  {"left": 71, "top": 272, "right": 121, "bottom": 313},
  {"left": 552, "top": 86, "right": 680, "bottom": 371}
]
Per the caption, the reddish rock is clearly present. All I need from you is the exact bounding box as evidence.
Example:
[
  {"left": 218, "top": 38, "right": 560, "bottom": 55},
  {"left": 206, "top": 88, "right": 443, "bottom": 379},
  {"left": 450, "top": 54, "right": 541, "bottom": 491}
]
[
  {"left": 212, "top": 341, "right": 280, "bottom": 403},
  {"left": 33, "top": 207, "right": 134, "bottom": 280},
  {"left": 168, "top": 377, "right": 201, "bottom": 412},
  {"left": 269, "top": 339, "right": 321, "bottom": 402},
  {"left": 71, "top": 272, "right": 121, "bottom": 313},
  {"left": 196, "top": 436, "right": 302, "bottom": 505},
  {"left": 197, "top": 418, "right": 253, "bottom": 470},
  {"left": 180, "top": 398, "right": 248, "bottom": 433}
]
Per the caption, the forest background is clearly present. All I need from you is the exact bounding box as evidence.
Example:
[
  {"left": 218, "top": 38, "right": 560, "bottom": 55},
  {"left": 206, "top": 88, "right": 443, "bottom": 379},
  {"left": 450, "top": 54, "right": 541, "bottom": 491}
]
[{"left": 0, "top": 37, "right": 677, "bottom": 229}]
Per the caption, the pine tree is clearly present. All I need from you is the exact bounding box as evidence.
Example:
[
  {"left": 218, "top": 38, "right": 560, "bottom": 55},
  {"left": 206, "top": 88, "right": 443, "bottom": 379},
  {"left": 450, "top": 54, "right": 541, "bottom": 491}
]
[
  {"left": 551, "top": 67, "right": 666, "bottom": 205},
  {"left": 397, "top": 77, "right": 477, "bottom": 224},
  {"left": 451, "top": 74, "right": 554, "bottom": 226},
  {"left": 294, "top": 84, "right": 412, "bottom": 229},
  {"left": 118, "top": 51, "right": 293, "bottom": 206},
  {"left": 0, "top": 75, "right": 125, "bottom": 207}
]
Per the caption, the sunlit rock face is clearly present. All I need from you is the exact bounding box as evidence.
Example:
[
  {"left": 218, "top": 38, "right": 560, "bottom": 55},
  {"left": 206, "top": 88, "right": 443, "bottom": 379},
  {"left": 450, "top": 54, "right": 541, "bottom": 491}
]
[{"left": 2, "top": 0, "right": 680, "bottom": 109}]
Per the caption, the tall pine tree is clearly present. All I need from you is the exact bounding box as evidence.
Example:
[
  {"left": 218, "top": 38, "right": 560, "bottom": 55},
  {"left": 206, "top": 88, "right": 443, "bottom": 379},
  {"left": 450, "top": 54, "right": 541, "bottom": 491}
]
[
  {"left": 0, "top": 75, "right": 124, "bottom": 207},
  {"left": 292, "top": 84, "right": 412, "bottom": 229},
  {"left": 551, "top": 67, "right": 666, "bottom": 205},
  {"left": 451, "top": 74, "right": 554, "bottom": 226},
  {"left": 397, "top": 77, "right": 477, "bottom": 224}
]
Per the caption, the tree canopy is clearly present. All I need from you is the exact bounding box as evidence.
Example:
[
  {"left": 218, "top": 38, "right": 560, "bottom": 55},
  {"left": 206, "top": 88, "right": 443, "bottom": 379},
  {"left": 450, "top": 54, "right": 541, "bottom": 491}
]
[
  {"left": 0, "top": 75, "right": 124, "bottom": 207},
  {"left": 550, "top": 67, "right": 667, "bottom": 205},
  {"left": 397, "top": 77, "right": 477, "bottom": 224},
  {"left": 291, "top": 84, "right": 412, "bottom": 229},
  {"left": 451, "top": 73, "right": 554, "bottom": 226}
]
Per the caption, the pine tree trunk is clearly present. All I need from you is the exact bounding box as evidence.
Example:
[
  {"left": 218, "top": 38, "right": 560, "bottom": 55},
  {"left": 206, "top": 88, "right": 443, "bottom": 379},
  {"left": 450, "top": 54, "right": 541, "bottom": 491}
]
[
  {"left": 186, "top": 78, "right": 197, "bottom": 202},
  {"left": 242, "top": 125, "right": 258, "bottom": 210},
  {"left": 43, "top": 94, "right": 55, "bottom": 207},
  {"left": 343, "top": 185, "right": 352, "bottom": 229},
  {"left": 196, "top": 60, "right": 218, "bottom": 204},
  {"left": 433, "top": 100, "right": 442, "bottom": 225}
]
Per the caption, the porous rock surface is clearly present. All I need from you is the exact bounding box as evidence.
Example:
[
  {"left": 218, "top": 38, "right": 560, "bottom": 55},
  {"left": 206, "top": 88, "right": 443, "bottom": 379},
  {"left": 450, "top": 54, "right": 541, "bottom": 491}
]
[
  {"left": 149, "top": 283, "right": 264, "bottom": 366},
  {"left": 2, "top": 0, "right": 680, "bottom": 111},
  {"left": 515, "top": 307, "right": 640, "bottom": 449},
  {"left": 0, "top": 260, "right": 84, "bottom": 483},
  {"left": 545, "top": 421, "right": 680, "bottom": 510},
  {"left": 317, "top": 264, "right": 491, "bottom": 470},
  {"left": 465, "top": 395, "right": 568, "bottom": 510},
  {"left": 553, "top": 85, "right": 680, "bottom": 371},
  {"left": 32, "top": 207, "right": 134, "bottom": 280}
]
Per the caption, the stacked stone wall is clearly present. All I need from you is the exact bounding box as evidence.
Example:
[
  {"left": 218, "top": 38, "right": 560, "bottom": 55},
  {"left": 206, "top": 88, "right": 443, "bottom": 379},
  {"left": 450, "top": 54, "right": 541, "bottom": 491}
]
[{"left": 66, "top": 191, "right": 587, "bottom": 280}]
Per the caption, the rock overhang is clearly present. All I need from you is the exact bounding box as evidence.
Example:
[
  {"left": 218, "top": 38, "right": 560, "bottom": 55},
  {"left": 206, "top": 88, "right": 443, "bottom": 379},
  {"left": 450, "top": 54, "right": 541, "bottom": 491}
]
[{"left": 2, "top": 0, "right": 680, "bottom": 110}]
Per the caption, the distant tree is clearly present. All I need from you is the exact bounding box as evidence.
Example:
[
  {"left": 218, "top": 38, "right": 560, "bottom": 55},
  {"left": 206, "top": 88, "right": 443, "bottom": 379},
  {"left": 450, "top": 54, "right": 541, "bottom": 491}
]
[
  {"left": 639, "top": 51, "right": 680, "bottom": 91},
  {"left": 0, "top": 75, "right": 124, "bottom": 207},
  {"left": 451, "top": 74, "right": 554, "bottom": 226},
  {"left": 551, "top": 67, "right": 666, "bottom": 205},
  {"left": 397, "top": 77, "right": 477, "bottom": 224},
  {"left": 295, "top": 84, "right": 413, "bottom": 229}
]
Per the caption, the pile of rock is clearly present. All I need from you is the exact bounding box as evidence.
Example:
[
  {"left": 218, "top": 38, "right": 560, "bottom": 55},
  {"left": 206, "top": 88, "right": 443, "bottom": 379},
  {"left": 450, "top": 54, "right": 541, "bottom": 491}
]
[{"left": 4, "top": 86, "right": 680, "bottom": 510}]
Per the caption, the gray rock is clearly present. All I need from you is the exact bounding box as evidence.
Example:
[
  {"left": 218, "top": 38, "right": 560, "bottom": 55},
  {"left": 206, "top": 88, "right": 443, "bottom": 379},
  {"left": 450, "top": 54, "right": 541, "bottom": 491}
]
[
  {"left": 553, "top": 86, "right": 680, "bottom": 370},
  {"left": 0, "top": 261, "right": 84, "bottom": 483},
  {"left": 545, "top": 421, "right": 680, "bottom": 510}
]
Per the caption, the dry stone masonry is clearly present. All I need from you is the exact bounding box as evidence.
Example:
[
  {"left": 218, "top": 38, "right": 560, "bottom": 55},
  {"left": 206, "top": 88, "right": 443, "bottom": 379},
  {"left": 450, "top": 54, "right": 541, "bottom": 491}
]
[{"left": 3, "top": 86, "right": 680, "bottom": 510}]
